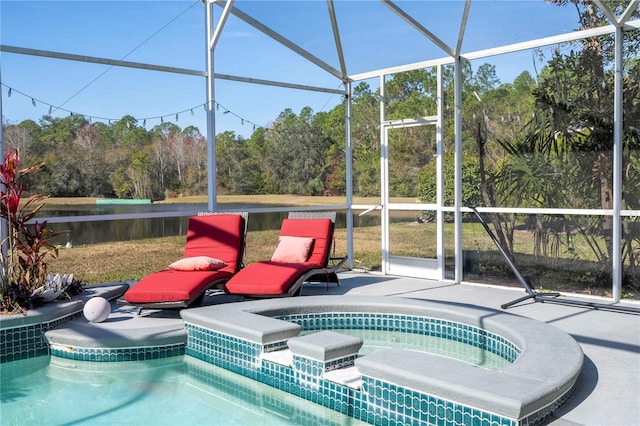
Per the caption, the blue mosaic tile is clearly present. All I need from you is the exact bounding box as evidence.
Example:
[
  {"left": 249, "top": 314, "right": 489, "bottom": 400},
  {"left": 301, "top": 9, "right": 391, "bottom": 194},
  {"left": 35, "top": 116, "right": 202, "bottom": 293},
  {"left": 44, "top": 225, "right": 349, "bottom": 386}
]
[
  {"left": 196, "top": 311, "right": 541, "bottom": 425},
  {"left": 185, "top": 322, "right": 262, "bottom": 378},
  {"left": 520, "top": 385, "right": 574, "bottom": 426},
  {"left": 49, "top": 343, "right": 185, "bottom": 362},
  {"left": 0, "top": 311, "right": 81, "bottom": 363},
  {"left": 279, "top": 312, "right": 521, "bottom": 363},
  {"left": 3, "top": 311, "right": 565, "bottom": 426}
]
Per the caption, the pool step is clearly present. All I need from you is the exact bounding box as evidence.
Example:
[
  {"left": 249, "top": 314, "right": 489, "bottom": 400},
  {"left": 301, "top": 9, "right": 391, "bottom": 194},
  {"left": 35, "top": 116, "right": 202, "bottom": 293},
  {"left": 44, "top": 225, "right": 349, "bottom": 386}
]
[
  {"left": 261, "top": 348, "right": 293, "bottom": 366},
  {"left": 44, "top": 286, "right": 187, "bottom": 362},
  {"left": 261, "top": 331, "right": 364, "bottom": 390},
  {"left": 323, "top": 365, "right": 362, "bottom": 389},
  {"left": 262, "top": 347, "right": 363, "bottom": 390}
]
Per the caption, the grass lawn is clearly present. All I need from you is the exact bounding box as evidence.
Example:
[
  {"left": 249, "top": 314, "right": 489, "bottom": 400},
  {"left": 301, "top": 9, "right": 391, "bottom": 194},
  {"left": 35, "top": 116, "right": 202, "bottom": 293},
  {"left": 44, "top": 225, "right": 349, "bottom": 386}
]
[{"left": 44, "top": 195, "right": 639, "bottom": 299}]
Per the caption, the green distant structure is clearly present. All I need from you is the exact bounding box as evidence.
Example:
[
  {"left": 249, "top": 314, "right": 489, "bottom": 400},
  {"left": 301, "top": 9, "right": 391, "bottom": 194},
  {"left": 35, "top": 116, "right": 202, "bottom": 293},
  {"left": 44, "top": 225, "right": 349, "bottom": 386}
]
[{"left": 96, "top": 199, "right": 152, "bottom": 205}]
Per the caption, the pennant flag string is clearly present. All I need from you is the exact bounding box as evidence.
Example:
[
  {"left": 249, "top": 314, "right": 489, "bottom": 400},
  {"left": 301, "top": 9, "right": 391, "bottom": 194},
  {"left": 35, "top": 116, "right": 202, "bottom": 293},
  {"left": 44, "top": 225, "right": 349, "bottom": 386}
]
[{"left": 1, "top": 83, "right": 263, "bottom": 131}]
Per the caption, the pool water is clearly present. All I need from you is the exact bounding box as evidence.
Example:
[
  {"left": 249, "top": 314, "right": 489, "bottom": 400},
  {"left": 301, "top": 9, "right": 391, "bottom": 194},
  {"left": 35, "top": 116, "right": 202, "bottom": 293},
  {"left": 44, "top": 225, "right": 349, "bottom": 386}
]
[
  {"left": 300, "top": 328, "right": 511, "bottom": 370},
  {"left": 1, "top": 355, "right": 367, "bottom": 426}
]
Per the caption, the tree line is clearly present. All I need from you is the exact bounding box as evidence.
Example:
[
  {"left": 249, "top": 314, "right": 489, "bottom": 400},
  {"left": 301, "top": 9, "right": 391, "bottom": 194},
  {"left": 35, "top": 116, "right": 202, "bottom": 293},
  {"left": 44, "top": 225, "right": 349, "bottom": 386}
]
[
  {"left": 3, "top": 116, "right": 209, "bottom": 200},
  {"left": 0, "top": 63, "right": 536, "bottom": 202}
]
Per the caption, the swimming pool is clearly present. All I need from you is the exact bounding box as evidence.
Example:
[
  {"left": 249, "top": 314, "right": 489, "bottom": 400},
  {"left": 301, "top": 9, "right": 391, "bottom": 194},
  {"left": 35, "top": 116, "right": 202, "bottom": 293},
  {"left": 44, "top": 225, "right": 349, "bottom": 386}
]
[
  {"left": 0, "top": 355, "right": 366, "bottom": 425},
  {"left": 1, "top": 291, "right": 583, "bottom": 426}
]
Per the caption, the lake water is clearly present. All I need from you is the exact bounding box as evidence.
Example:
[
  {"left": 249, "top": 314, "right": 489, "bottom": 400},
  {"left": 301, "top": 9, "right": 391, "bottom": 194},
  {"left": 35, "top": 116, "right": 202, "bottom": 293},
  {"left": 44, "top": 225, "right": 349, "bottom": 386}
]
[
  {"left": 39, "top": 203, "right": 277, "bottom": 245},
  {"left": 37, "top": 203, "right": 381, "bottom": 246}
]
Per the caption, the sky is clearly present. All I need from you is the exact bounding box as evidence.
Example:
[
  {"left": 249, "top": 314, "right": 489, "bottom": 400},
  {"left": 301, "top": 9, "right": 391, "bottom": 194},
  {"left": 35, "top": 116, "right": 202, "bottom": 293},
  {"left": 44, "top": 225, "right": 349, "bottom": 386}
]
[{"left": 0, "top": 0, "right": 584, "bottom": 139}]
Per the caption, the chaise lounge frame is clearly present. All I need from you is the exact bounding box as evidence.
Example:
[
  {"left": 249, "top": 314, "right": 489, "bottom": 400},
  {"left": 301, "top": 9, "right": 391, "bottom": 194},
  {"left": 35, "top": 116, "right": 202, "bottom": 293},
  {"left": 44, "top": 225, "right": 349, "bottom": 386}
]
[
  {"left": 224, "top": 211, "right": 347, "bottom": 298},
  {"left": 119, "top": 212, "right": 248, "bottom": 311}
]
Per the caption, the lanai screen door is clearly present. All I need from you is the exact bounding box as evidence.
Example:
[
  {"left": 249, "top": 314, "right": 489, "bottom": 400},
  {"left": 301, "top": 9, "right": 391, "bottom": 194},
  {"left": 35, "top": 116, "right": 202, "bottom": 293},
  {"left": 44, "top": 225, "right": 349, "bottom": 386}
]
[{"left": 381, "top": 118, "right": 444, "bottom": 280}]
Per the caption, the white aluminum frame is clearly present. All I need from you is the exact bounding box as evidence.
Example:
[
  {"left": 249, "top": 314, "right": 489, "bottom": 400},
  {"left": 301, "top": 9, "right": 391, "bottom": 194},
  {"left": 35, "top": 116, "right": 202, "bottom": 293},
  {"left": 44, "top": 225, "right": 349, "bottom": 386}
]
[
  {"left": 1, "top": 0, "right": 638, "bottom": 301},
  {"left": 380, "top": 105, "right": 443, "bottom": 279}
]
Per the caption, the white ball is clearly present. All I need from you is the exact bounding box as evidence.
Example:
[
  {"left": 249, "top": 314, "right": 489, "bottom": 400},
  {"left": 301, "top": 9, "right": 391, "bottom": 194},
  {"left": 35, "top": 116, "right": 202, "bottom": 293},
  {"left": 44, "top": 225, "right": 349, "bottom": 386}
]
[{"left": 83, "top": 297, "right": 111, "bottom": 323}]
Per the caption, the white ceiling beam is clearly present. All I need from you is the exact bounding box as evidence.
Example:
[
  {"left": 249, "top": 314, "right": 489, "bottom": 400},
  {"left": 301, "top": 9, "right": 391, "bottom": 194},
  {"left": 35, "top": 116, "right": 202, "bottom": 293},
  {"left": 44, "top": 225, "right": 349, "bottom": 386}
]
[
  {"left": 462, "top": 23, "right": 618, "bottom": 61},
  {"left": 327, "top": 0, "right": 348, "bottom": 81},
  {"left": 593, "top": 0, "right": 620, "bottom": 25},
  {"left": 349, "top": 19, "right": 637, "bottom": 81},
  {"left": 0, "top": 44, "right": 342, "bottom": 95},
  {"left": 214, "top": 0, "right": 343, "bottom": 80},
  {"left": 350, "top": 57, "right": 453, "bottom": 82},
  {"left": 619, "top": 0, "right": 639, "bottom": 26},
  {"left": 209, "top": 0, "right": 234, "bottom": 51},
  {"left": 215, "top": 73, "right": 344, "bottom": 94},
  {"left": 455, "top": 0, "right": 471, "bottom": 57},
  {"left": 381, "top": 0, "right": 455, "bottom": 58},
  {"left": 592, "top": 0, "right": 639, "bottom": 28},
  {"left": 627, "top": 18, "right": 640, "bottom": 29},
  {"left": 0, "top": 45, "right": 206, "bottom": 77}
]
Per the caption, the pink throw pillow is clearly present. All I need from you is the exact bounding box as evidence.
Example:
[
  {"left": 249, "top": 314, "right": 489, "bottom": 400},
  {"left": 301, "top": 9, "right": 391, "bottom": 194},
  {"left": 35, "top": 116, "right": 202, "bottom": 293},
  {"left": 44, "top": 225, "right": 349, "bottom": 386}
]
[
  {"left": 169, "top": 256, "right": 227, "bottom": 271},
  {"left": 271, "top": 236, "right": 314, "bottom": 263}
]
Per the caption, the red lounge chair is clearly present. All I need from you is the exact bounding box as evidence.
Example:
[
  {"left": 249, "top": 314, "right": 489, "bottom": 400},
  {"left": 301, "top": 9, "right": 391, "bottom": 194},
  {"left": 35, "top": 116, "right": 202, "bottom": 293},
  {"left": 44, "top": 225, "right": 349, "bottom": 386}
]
[
  {"left": 224, "top": 212, "right": 346, "bottom": 297},
  {"left": 121, "top": 213, "right": 247, "bottom": 309}
]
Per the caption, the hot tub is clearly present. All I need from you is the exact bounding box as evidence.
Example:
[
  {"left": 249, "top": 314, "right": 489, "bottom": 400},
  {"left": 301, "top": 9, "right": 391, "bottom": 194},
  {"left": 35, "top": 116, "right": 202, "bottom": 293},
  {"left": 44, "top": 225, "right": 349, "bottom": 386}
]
[{"left": 180, "top": 296, "right": 583, "bottom": 426}]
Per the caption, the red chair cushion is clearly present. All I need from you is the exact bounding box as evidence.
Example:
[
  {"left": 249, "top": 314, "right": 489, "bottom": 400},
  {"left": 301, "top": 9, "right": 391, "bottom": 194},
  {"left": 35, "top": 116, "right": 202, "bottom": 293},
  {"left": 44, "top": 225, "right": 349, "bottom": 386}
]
[
  {"left": 224, "top": 261, "right": 313, "bottom": 295},
  {"left": 124, "top": 269, "right": 233, "bottom": 303},
  {"left": 182, "top": 215, "right": 245, "bottom": 274},
  {"left": 224, "top": 218, "right": 333, "bottom": 296},
  {"left": 124, "top": 214, "right": 244, "bottom": 304}
]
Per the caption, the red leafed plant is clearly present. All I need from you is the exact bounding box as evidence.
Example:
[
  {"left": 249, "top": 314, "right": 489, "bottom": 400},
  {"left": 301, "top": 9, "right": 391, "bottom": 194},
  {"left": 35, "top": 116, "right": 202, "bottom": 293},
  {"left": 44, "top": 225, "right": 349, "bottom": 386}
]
[{"left": 0, "top": 149, "right": 64, "bottom": 313}]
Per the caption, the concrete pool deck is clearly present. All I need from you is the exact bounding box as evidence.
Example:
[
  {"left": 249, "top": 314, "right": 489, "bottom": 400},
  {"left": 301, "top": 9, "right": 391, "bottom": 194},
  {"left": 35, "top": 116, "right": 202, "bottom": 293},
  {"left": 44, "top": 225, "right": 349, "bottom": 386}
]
[{"left": 44, "top": 273, "right": 639, "bottom": 425}]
